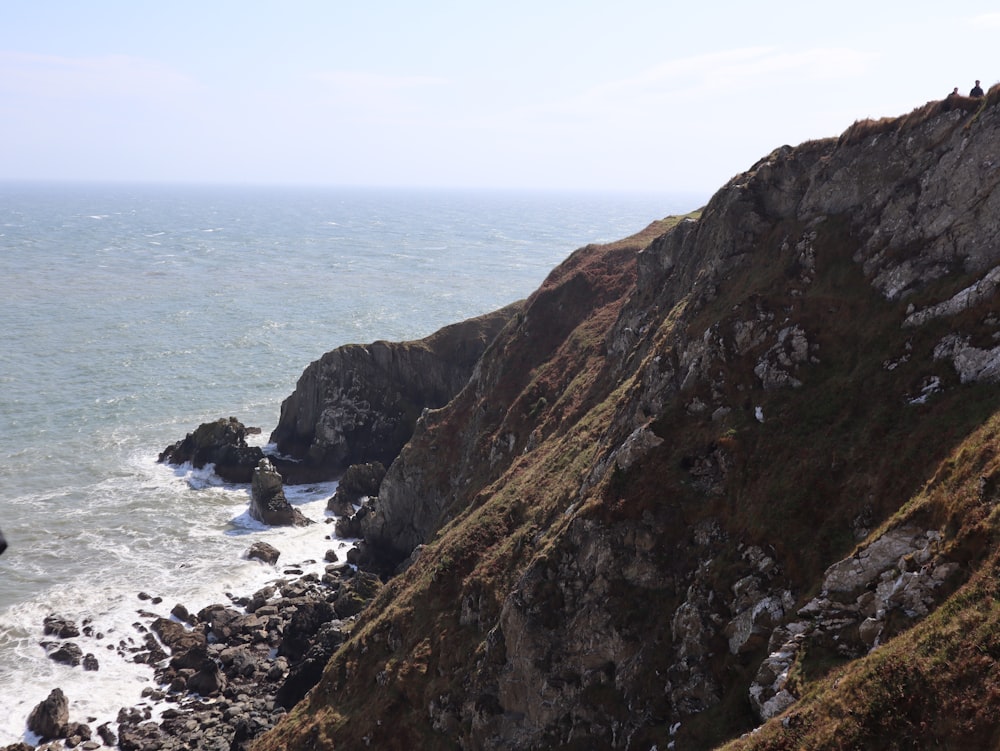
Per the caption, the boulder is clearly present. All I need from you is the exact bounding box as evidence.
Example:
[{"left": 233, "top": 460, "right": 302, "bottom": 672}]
[
  {"left": 150, "top": 617, "right": 207, "bottom": 654},
  {"left": 0, "top": 527, "right": 6, "bottom": 555},
  {"left": 43, "top": 614, "right": 80, "bottom": 638},
  {"left": 186, "top": 660, "right": 226, "bottom": 697},
  {"left": 157, "top": 417, "right": 265, "bottom": 483},
  {"left": 46, "top": 641, "right": 83, "bottom": 667},
  {"left": 250, "top": 459, "right": 313, "bottom": 526},
  {"left": 195, "top": 604, "right": 242, "bottom": 643},
  {"left": 27, "top": 687, "right": 69, "bottom": 740},
  {"left": 247, "top": 541, "right": 281, "bottom": 565}
]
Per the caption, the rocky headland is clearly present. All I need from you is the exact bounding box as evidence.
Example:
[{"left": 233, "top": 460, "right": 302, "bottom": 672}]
[
  {"left": 267, "top": 302, "right": 520, "bottom": 477},
  {"left": 11, "top": 88, "right": 1000, "bottom": 751},
  {"left": 251, "top": 89, "right": 1000, "bottom": 750}
]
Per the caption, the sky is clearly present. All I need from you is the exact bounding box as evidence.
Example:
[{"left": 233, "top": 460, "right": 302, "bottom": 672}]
[{"left": 1, "top": 1, "right": 999, "bottom": 195}]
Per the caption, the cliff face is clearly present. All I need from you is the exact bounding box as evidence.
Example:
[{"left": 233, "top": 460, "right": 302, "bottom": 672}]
[
  {"left": 269, "top": 303, "right": 519, "bottom": 476},
  {"left": 254, "top": 91, "right": 1000, "bottom": 751}
]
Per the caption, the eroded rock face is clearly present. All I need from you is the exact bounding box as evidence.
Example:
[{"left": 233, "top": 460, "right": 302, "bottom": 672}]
[{"left": 270, "top": 304, "right": 520, "bottom": 477}]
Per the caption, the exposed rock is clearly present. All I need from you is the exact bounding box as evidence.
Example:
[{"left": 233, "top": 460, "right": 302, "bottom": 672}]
[
  {"left": 326, "top": 461, "right": 386, "bottom": 515},
  {"left": 157, "top": 416, "right": 265, "bottom": 483},
  {"left": 96, "top": 722, "right": 117, "bottom": 746},
  {"left": 276, "top": 622, "right": 346, "bottom": 709},
  {"left": 932, "top": 332, "right": 1000, "bottom": 384},
  {"left": 27, "top": 687, "right": 69, "bottom": 740},
  {"left": 43, "top": 614, "right": 80, "bottom": 639},
  {"left": 749, "top": 526, "right": 955, "bottom": 721},
  {"left": 45, "top": 641, "right": 83, "bottom": 667},
  {"left": 270, "top": 304, "right": 520, "bottom": 476},
  {"left": 247, "top": 541, "right": 281, "bottom": 565},
  {"left": 250, "top": 459, "right": 312, "bottom": 527},
  {"left": 151, "top": 617, "right": 207, "bottom": 654},
  {"left": 0, "top": 527, "right": 6, "bottom": 556}
]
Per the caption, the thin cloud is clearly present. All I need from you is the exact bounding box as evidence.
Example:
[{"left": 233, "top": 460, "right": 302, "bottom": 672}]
[
  {"left": 586, "top": 46, "right": 877, "bottom": 104},
  {"left": 0, "top": 51, "right": 199, "bottom": 100}
]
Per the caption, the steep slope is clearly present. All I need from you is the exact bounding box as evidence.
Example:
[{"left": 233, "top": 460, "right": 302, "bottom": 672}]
[{"left": 254, "top": 90, "right": 1000, "bottom": 750}]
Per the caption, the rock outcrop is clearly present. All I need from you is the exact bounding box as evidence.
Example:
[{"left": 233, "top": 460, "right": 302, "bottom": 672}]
[
  {"left": 269, "top": 303, "right": 520, "bottom": 477},
  {"left": 27, "top": 688, "right": 69, "bottom": 740},
  {"left": 158, "top": 417, "right": 265, "bottom": 483},
  {"left": 251, "top": 91, "right": 1000, "bottom": 751},
  {"left": 249, "top": 459, "right": 312, "bottom": 527}
]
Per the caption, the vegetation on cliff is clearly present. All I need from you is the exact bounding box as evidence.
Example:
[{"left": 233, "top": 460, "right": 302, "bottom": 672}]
[{"left": 253, "top": 86, "right": 1000, "bottom": 750}]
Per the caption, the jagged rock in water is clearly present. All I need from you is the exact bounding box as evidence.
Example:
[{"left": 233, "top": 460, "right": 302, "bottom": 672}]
[
  {"left": 158, "top": 416, "right": 265, "bottom": 483},
  {"left": 27, "top": 687, "right": 69, "bottom": 740},
  {"left": 270, "top": 304, "right": 520, "bottom": 477},
  {"left": 43, "top": 614, "right": 80, "bottom": 638},
  {"left": 45, "top": 641, "right": 83, "bottom": 667},
  {"left": 247, "top": 540, "right": 282, "bottom": 564},
  {"left": 250, "top": 459, "right": 312, "bottom": 527}
]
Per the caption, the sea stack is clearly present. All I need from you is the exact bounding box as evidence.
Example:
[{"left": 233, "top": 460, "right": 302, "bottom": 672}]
[{"left": 249, "top": 458, "right": 312, "bottom": 527}]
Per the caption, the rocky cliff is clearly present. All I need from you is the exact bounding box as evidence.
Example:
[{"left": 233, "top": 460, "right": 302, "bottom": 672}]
[
  {"left": 269, "top": 304, "right": 519, "bottom": 478},
  {"left": 253, "top": 89, "right": 1000, "bottom": 751}
]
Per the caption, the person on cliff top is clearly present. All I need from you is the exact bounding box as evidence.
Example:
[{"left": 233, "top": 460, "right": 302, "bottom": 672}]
[
  {"left": 948, "top": 87, "right": 960, "bottom": 98},
  {"left": 970, "top": 80, "right": 985, "bottom": 97}
]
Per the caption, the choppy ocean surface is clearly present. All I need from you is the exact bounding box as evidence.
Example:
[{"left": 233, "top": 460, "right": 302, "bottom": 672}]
[{"left": 0, "top": 182, "right": 703, "bottom": 743}]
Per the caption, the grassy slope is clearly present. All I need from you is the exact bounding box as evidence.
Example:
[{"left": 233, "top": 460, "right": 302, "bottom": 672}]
[
  {"left": 253, "top": 218, "right": 684, "bottom": 751},
  {"left": 254, "top": 188, "right": 1000, "bottom": 750},
  {"left": 721, "top": 410, "right": 1000, "bottom": 751}
]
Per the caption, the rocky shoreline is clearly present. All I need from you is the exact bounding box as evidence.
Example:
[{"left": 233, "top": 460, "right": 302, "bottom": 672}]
[
  {"left": 3, "top": 449, "right": 385, "bottom": 751},
  {"left": 4, "top": 535, "right": 380, "bottom": 751}
]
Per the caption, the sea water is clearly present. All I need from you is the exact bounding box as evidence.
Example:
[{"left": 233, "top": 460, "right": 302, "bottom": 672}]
[{"left": 0, "top": 182, "right": 703, "bottom": 743}]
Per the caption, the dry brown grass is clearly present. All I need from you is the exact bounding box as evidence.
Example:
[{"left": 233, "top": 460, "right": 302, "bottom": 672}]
[{"left": 837, "top": 91, "right": 990, "bottom": 146}]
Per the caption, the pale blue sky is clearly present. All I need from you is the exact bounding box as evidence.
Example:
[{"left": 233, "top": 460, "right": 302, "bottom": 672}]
[{"left": 2, "top": 1, "right": 998, "bottom": 193}]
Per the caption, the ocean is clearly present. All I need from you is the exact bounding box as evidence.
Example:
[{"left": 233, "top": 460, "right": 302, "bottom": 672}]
[{"left": 0, "top": 182, "right": 702, "bottom": 744}]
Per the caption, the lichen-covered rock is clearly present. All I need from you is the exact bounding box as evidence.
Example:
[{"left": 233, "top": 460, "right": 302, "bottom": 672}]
[{"left": 748, "top": 526, "right": 955, "bottom": 721}]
